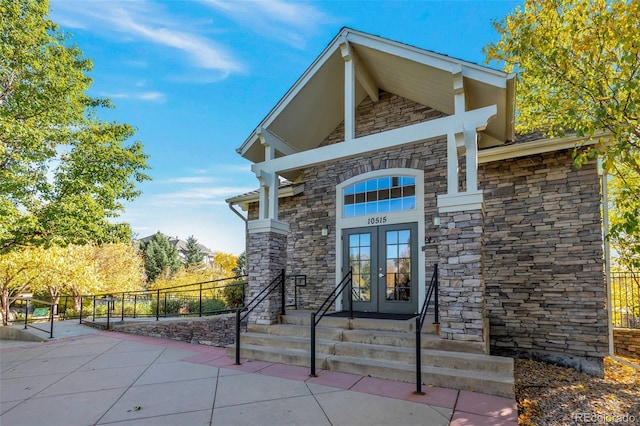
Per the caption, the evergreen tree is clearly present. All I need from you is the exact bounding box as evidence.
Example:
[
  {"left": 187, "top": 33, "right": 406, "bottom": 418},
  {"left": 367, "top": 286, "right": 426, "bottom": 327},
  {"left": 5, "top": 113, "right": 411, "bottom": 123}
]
[
  {"left": 141, "top": 233, "right": 180, "bottom": 282},
  {"left": 184, "top": 235, "right": 204, "bottom": 267},
  {"left": 233, "top": 252, "right": 247, "bottom": 276}
]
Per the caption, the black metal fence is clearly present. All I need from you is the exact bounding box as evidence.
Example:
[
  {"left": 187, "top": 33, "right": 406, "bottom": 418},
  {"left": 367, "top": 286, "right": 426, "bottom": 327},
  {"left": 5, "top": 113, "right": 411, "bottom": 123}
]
[{"left": 611, "top": 271, "right": 639, "bottom": 328}]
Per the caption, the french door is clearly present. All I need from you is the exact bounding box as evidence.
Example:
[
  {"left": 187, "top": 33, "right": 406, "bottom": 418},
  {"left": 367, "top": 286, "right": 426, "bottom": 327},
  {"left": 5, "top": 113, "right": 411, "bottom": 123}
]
[{"left": 342, "top": 223, "right": 418, "bottom": 314}]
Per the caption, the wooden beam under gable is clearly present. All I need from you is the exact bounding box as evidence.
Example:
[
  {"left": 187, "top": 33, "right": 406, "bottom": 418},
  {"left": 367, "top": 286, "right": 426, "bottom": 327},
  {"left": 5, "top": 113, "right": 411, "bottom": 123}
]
[
  {"left": 258, "top": 127, "right": 298, "bottom": 156},
  {"left": 252, "top": 105, "right": 497, "bottom": 175},
  {"left": 350, "top": 46, "right": 379, "bottom": 103}
]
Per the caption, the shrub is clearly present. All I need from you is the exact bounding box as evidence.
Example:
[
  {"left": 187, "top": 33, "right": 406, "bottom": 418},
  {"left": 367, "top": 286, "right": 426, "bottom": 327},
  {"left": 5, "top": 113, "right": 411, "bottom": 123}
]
[
  {"left": 188, "top": 298, "right": 225, "bottom": 314},
  {"left": 223, "top": 281, "right": 245, "bottom": 308}
]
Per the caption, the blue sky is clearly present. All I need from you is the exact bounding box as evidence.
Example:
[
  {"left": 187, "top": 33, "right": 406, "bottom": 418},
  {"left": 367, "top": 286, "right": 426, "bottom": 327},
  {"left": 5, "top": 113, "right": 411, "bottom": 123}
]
[{"left": 49, "top": 0, "right": 522, "bottom": 255}]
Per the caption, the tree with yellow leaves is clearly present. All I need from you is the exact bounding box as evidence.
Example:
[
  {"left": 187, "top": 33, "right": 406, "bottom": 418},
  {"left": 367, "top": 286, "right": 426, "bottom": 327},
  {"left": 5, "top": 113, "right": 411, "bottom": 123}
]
[
  {"left": 485, "top": 0, "right": 640, "bottom": 268},
  {"left": 0, "top": 248, "right": 39, "bottom": 325}
]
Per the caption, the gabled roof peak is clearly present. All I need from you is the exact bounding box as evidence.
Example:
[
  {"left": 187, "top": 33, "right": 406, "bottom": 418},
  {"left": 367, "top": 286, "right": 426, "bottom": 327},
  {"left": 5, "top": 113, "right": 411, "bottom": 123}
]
[{"left": 237, "top": 28, "right": 515, "bottom": 171}]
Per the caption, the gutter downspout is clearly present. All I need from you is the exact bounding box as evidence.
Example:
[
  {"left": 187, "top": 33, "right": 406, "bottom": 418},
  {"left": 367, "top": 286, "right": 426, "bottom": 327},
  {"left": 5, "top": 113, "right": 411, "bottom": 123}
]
[{"left": 228, "top": 203, "right": 249, "bottom": 255}]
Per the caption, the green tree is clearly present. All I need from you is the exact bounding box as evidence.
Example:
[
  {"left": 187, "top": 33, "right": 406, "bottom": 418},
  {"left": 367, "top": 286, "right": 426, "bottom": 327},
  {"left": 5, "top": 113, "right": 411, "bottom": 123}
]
[
  {"left": 0, "top": 248, "right": 39, "bottom": 325},
  {"left": 184, "top": 235, "right": 204, "bottom": 267},
  {"left": 609, "top": 155, "right": 640, "bottom": 271},
  {"left": 484, "top": 0, "right": 640, "bottom": 265},
  {"left": 0, "top": 0, "right": 150, "bottom": 254},
  {"left": 233, "top": 251, "right": 247, "bottom": 276},
  {"left": 141, "top": 233, "right": 181, "bottom": 283}
]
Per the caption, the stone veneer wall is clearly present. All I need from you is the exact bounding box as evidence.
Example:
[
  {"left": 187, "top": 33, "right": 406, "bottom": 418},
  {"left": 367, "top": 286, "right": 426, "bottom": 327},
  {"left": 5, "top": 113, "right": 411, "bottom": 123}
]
[
  {"left": 613, "top": 328, "right": 640, "bottom": 358},
  {"left": 481, "top": 150, "right": 607, "bottom": 375},
  {"left": 248, "top": 92, "right": 448, "bottom": 310},
  {"left": 246, "top": 231, "right": 286, "bottom": 324},
  {"left": 438, "top": 209, "right": 487, "bottom": 352},
  {"left": 114, "top": 315, "right": 238, "bottom": 347}
]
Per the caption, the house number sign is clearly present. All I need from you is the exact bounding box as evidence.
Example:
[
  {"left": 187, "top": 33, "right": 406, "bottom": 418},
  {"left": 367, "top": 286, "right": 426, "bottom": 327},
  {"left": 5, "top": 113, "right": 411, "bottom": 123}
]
[{"left": 366, "top": 216, "right": 388, "bottom": 225}]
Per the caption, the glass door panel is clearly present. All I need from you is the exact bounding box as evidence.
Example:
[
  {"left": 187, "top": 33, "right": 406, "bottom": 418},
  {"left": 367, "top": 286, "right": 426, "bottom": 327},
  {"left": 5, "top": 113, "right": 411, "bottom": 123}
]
[
  {"left": 349, "top": 233, "right": 371, "bottom": 302},
  {"left": 378, "top": 224, "right": 418, "bottom": 314},
  {"left": 343, "top": 224, "right": 417, "bottom": 314},
  {"left": 343, "top": 227, "right": 377, "bottom": 312}
]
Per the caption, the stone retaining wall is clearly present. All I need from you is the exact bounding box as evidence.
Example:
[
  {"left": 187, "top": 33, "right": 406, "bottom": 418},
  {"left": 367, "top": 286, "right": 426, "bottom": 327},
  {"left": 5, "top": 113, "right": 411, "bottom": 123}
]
[
  {"left": 613, "top": 328, "right": 640, "bottom": 358},
  {"left": 113, "top": 314, "right": 238, "bottom": 347}
]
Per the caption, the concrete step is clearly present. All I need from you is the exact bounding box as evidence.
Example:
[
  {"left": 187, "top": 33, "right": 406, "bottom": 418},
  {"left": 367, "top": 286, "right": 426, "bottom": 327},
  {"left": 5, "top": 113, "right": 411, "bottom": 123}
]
[
  {"left": 342, "top": 329, "right": 485, "bottom": 353},
  {"left": 280, "top": 311, "right": 439, "bottom": 334},
  {"left": 228, "top": 343, "right": 329, "bottom": 370},
  {"left": 326, "top": 355, "right": 514, "bottom": 398},
  {"left": 280, "top": 312, "right": 350, "bottom": 328},
  {"left": 334, "top": 341, "right": 513, "bottom": 373},
  {"left": 240, "top": 332, "right": 336, "bottom": 354},
  {"left": 247, "top": 323, "right": 344, "bottom": 340}
]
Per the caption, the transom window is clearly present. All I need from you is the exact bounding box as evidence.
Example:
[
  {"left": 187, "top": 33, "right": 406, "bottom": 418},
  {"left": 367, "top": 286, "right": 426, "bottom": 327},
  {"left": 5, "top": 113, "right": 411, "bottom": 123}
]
[{"left": 343, "top": 176, "right": 416, "bottom": 217}]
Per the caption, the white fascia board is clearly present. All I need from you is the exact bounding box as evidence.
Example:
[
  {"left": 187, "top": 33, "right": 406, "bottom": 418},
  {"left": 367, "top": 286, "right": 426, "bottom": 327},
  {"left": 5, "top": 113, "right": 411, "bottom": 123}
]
[
  {"left": 478, "top": 131, "right": 609, "bottom": 164},
  {"left": 253, "top": 105, "right": 497, "bottom": 175},
  {"left": 226, "top": 184, "right": 304, "bottom": 209},
  {"left": 238, "top": 33, "right": 346, "bottom": 156},
  {"left": 345, "top": 30, "right": 511, "bottom": 88}
]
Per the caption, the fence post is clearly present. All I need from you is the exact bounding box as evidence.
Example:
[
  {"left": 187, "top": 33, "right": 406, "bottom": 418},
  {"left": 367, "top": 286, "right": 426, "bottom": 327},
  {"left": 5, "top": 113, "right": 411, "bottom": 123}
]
[
  {"left": 79, "top": 298, "right": 83, "bottom": 324},
  {"left": 433, "top": 264, "right": 439, "bottom": 324},
  {"left": 156, "top": 290, "right": 160, "bottom": 321},
  {"left": 310, "top": 312, "right": 317, "bottom": 377},
  {"left": 106, "top": 299, "right": 111, "bottom": 330},
  {"left": 199, "top": 283, "right": 203, "bottom": 317},
  {"left": 414, "top": 316, "right": 424, "bottom": 395},
  {"left": 348, "top": 270, "right": 354, "bottom": 319},
  {"left": 281, "top": 269, "right": 286, "bottom": 316},
  {"left": 134, "top": 294, "right": 137, "bottom": 318},
  {"left": 92, "top": 296, "right": 96, "bottom": 321},
  {"left": 121, "top": 292, "right": 125, "bottom": 321},
  {"left": 49, "top": 307, "right": 54, "bottom": 338},
  {"left": 24, "top": 301, "right": 28, "bottom": 329},
  {"left": 235, "top": 309, "right": 241, "bottom": 365}
]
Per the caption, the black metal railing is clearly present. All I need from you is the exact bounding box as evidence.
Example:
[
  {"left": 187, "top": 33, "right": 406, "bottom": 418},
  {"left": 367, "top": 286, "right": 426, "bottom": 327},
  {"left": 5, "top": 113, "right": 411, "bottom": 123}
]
[
  {"left": 286, "top": 274, "right": 307, "bottom": 310},
  {"left": 72, "top": 275, "right": 248, "bottom": 329},
  {"left": 611, "top": 271, "right": 639, "bottom": 328},
  {"left": 10, "top": 297, "right": 55, "bottom": 338},
  {"left": 234, "top": 269, "right": 286, "bottom": 365},
  {"left": 414, "top": 263, "right": 439, "bottom": 395},
  {"left": 309, "top": 269, "right": 353, "bottom": 377}
]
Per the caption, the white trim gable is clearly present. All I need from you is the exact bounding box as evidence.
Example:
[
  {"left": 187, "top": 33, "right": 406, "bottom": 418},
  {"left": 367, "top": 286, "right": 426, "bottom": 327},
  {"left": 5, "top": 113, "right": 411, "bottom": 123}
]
[{"left": 238, "top": 28, "right": 516, "bottom": 232}]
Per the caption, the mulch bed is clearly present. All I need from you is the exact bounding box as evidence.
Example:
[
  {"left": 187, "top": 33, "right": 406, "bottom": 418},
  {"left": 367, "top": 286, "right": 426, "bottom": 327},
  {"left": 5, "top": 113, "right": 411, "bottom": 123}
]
[{"left": 515, "top": 356, "right": 639, "bottom": 425}]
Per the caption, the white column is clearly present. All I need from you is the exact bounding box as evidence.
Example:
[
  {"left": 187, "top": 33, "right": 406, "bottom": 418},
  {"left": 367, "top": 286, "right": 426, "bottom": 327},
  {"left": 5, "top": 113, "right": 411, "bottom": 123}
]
[
  {"left": 446, "top": 133, "right": 459, "bottom": 194},
  {"left": 340, "top": 41, "right": 355, "bottom": 141},
  {"left": 465, "top": 130, "right": 479, "bottom": 193}
]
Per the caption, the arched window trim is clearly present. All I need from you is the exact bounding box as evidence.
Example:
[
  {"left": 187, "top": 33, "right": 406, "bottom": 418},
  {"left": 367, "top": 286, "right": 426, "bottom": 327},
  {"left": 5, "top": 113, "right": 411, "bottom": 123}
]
[{"left": 342, "top": 175, "right": 417, "bottom": 218}]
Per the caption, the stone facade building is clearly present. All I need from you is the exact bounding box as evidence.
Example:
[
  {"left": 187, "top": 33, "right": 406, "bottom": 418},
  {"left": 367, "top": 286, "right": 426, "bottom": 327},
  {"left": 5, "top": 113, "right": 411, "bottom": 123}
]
[{"left": 227, "top": 28, "right": 609, "bottom": 375}]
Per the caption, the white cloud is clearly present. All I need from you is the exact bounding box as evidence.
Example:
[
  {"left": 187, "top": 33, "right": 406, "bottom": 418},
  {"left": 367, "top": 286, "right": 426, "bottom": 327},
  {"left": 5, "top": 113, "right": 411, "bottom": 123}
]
[
  {"left": 101, "top": 91, "right": 166, "bottom": 103},
  {"left": 199, "top": 0, "right": 331, "bottom": 49},
  {"left": 51, "top": 0, "right": 244, "bottom": 77},
  {"left": 161, "top": 186, "right": 253, "bottom": 204},
  {"left": 159, "top": 177, "right": 217, "bottom": 184}
]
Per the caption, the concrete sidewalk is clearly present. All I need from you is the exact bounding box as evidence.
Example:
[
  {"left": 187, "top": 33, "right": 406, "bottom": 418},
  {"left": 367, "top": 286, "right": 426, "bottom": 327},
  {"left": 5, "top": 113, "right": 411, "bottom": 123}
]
[{"left": 1, "top": 324, "right": 517, "bottom": 426}]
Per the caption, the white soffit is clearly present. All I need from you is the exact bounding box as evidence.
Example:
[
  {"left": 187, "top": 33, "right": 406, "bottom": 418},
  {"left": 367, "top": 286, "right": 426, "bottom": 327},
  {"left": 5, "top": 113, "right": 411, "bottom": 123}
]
[{"left": 237, "top": 27, "right": 515, "bottom": 167}]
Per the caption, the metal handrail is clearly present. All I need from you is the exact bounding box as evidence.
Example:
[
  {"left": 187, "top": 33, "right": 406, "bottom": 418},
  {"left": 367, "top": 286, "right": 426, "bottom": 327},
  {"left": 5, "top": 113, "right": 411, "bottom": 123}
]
[
  {"left": 309, "top": 269, "right": 353, "bottom": 377},
  {"left": 414, "top": 263, "right": 439, "bottom": 395},
  {"left": 12, "top": 297, "right": 55, "bottom": 339},
  {"left": 234, "top": 269, "right": 286, "bottom": 365},
  {"left": 63, "top": 275, "right": 248, "bottom": 322}
]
